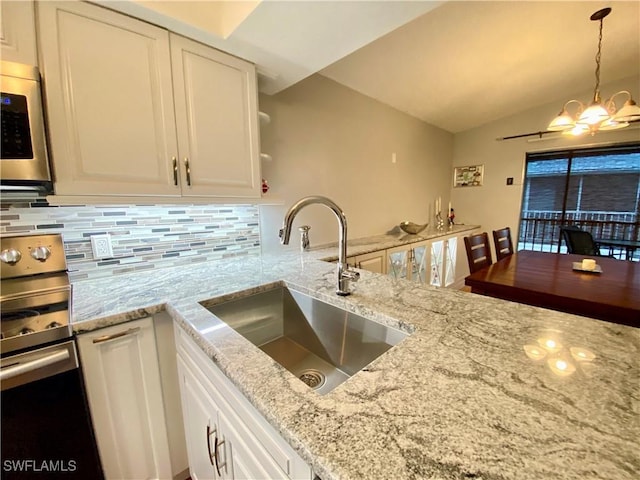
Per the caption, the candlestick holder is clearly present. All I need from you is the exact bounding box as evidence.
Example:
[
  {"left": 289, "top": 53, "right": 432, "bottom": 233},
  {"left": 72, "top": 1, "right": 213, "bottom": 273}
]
[
  {"left": 447, "top": 208, "right": 455, "bottom": 230},
  {"left": 436, "top": 212, "right": 444, "bottom": 231}
]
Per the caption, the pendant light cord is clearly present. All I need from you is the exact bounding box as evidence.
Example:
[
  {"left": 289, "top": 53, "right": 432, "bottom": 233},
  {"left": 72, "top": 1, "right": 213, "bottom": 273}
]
[{"left": 593, "top": 17, "right": 604, "bottom": 103}]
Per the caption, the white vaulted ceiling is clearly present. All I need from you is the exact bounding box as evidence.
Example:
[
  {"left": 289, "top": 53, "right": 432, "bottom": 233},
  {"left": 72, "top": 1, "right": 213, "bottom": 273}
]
[
  {"left": 320, "top": 1, "right": 640, "bottom": 133},
  {"left": 104, "top": 0, "right": 640, "bottom": 133}
]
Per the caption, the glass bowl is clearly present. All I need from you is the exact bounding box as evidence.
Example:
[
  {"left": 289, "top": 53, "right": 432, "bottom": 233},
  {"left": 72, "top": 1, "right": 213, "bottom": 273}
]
[{"left": 399, "top": 221, "right": 428, "bottom": 235}]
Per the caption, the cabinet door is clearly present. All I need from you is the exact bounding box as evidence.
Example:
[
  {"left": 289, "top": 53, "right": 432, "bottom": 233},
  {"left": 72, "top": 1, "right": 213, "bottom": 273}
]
[
  {"left": 170, "top": 34, "right": 261, "bottom": 198},
  {"left": 387, "top": 245, "right": 410, "bottom": 280},
  {"left": 77, "top": 317, "right": 172, "bottom": 480},
  {"left": 354, "top": 250, "right": 386, "bottom": 274},
  {"left": 176, "top": 325, "right": 312, "bottom": 480},
  {"left": 37, "top": 1, "right": 180, "bottom": 196},
  {"left": 177, "top": 355, "right": 221, "bottom": 480},
  {"left": 219, "top": 413, "right": 286, "bottom": 480},
  {"left": 430, "top": 240, "right": 445, "bottom": 287},
  {"left": 444, "top": 236, "right": 457, "bottom": 287},
  {"left": 410, "top": 243, "right": 429, "bottom": 284},
  {"left": 1, "top": 0, "right": 38, "bottom": 65}
]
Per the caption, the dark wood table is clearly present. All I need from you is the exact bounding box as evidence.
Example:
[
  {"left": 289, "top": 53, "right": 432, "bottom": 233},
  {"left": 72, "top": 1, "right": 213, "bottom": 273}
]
[{"left": 465, "top": 250, "right": 640, "bottom": 327}]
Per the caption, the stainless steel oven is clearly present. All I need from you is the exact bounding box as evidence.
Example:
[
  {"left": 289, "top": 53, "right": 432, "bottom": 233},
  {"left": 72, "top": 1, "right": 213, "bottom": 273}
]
[
  {"left": 1, "top": 234, "right": 103, "bottom": 479},
  {"left": 0, "top": 61, "right": 53, "bottom": 193}
]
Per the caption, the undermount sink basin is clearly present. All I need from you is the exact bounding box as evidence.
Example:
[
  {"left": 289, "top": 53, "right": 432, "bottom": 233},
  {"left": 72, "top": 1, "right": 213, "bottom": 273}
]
[{"left": 203, "top": 286, "right": 408, "bottom": 395}]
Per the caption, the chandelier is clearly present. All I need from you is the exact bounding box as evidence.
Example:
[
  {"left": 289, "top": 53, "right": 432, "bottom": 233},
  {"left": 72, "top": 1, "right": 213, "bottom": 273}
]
[{"left": 547, "top": 7, "right": 640, "bottom": 136}]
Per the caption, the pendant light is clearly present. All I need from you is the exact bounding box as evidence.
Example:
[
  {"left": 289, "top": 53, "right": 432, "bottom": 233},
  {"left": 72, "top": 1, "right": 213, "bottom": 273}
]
[{"left": 547, "top": 8, "right": 640, "bottom": 136}]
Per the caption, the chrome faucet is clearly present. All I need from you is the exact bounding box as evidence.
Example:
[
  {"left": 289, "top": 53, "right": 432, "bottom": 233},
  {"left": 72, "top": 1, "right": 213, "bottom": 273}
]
[{"left": 279, "top": 196, "right": 360, "bottom": 296}]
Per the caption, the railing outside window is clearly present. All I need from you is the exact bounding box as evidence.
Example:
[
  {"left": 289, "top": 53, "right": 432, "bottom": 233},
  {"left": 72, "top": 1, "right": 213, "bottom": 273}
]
[{"left": 518, "top": 211, "right": 639, "bottom": 261}]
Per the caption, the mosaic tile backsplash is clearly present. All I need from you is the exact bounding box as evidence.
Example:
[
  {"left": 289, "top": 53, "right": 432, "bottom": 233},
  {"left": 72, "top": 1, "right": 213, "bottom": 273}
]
[{"left": 0, "top": 201, "right": 260, "bottom": 281}]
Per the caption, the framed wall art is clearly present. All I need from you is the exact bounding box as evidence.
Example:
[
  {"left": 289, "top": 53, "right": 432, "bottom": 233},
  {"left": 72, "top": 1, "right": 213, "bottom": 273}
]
[{"left": 453, "top": 164, "right": 484, "bottom": 187}]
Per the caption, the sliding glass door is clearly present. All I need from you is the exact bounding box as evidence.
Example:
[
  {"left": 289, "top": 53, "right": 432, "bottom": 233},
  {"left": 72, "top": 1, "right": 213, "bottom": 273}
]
[{"left": 518, "top": 142, "right": 640, "bottom": 259}]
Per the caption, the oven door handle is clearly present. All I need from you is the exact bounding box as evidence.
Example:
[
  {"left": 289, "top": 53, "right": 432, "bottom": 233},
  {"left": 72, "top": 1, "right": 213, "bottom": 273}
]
[{"left": 0, "top": 349, "right": 70, "bottom": 382}]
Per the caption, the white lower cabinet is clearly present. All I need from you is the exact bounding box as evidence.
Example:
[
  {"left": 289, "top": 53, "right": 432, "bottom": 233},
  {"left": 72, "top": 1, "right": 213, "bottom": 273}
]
[
  {"left": 77, "top": 316, "right": 182, "bottom": 480},
  {"left": 370, "top": 230, "right": 480, "bottom": 288},
  {"left": 175, "top": 324, "right": 312, "bottom": 480},
  {"left": 387, "top": 240, "right": 430, "bottom": 284},
  {"left": 178, "top": 354, "right": 223, "bottom": 480}
]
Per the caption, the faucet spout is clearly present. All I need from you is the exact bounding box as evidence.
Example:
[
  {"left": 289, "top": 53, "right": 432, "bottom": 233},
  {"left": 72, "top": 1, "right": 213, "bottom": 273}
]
[{"left": 280, "top": 196, "right": 359, "bottom": 296}]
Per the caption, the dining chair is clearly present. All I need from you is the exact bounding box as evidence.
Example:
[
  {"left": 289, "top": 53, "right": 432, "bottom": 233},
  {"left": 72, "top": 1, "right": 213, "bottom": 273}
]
[
  {"left": 560, "top": 226, "right": 603, "bottom": 256},
  {"left": 464, "top": 232, "right": 493, "bottom": 273},
  {"left": 492, "top": 227, "right": 514, "bottom": 261}
]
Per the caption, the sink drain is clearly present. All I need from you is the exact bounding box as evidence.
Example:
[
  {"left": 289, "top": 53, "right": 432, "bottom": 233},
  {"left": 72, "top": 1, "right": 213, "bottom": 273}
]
[{"left": 298, "top": 369, "right": 325, "bottom": 390}]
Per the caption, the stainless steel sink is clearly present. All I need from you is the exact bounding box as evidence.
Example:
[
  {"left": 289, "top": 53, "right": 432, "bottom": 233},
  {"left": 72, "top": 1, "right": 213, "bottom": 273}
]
[{"left": 203, "top": 286, "right": 408, "bottom": 395}]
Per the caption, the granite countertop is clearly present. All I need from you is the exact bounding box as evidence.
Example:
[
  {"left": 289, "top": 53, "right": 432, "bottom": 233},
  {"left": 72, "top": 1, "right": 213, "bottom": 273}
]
[
  {"left": 71, "top": 230, "right": 639, "bottom": 480},
  {"left": 311, "top": 224, "right": 479, "bottom": 261}
]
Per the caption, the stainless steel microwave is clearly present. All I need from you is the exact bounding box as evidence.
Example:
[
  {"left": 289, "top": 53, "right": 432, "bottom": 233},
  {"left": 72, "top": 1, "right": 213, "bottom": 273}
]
[{"left": 0, "top": 61, "right": 53, "bottom": 192}]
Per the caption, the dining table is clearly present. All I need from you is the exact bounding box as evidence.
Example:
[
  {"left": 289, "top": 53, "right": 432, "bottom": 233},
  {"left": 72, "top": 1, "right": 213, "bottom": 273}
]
[{"left": 464, "top": 250, "right": 639, "bottom": 328}]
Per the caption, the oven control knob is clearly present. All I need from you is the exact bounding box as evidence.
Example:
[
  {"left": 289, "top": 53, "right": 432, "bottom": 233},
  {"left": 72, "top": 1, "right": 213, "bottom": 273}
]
[
  {"left": 0, "top": 248, "right": 22, "bottom": 265},
  {"left": 30, "top": 246, "right": 51, "bottom": 261}
]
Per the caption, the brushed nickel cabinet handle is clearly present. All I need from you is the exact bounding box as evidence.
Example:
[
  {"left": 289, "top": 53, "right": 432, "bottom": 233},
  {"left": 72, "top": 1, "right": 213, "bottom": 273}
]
[
  {"left": 206, "top": 424, "right": 215, "bottom": 467},
  {"left": 184, "top": 157, "right": 191, "bottom": 186},
  {"left": 214, "top": 435, "right": 226, "bottom": 476},
  {"left": 172, "top": 157, "right": 178, "bottom": 186},
  {"left": 92, "top": 327, "right": 141, "bottom": 344}
]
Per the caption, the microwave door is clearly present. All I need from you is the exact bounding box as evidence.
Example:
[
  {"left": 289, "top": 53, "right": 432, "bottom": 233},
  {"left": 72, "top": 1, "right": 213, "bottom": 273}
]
[{"left": 0, "top": 61, "right": 52, "bottom": 186}]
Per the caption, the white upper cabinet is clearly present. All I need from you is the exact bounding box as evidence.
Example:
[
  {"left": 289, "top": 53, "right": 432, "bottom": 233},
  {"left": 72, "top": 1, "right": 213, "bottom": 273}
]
[
  {"left": 37, "top": 1, "right": 180, "bottom": 197},
  {"left": 36, "top": 1, "right": 261, "bottom": 199},
  {"left": 170, "top": 34, "right": 260, "bottom": 198},
  {"left": 1, "top": 0, "right": 38, "bottom": 66}
]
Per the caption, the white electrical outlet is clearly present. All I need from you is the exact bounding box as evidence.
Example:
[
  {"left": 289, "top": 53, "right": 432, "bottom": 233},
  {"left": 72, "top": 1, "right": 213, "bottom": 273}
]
[{"left": 91, "top": 234, "right": 114, "bottom": 259}]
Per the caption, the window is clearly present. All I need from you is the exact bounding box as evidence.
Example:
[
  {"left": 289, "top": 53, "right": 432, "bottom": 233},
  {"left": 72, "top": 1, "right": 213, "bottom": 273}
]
[{"left": 518, "top": 143, "right": 640, "bottom": 260}]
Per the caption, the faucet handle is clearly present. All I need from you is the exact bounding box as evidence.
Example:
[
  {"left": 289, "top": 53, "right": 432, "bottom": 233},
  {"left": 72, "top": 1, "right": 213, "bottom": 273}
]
[
  {"left": 278, "top": 227, "right": 288, "bottom": 245},
  {"left": 342, "top": 269, "right": 360, "bottom": 282}
]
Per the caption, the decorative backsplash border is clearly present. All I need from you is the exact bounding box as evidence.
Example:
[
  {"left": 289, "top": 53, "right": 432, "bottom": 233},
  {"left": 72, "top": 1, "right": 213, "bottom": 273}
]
[{"left": 0, "top": 200, "right": 260, "bottom": 282}]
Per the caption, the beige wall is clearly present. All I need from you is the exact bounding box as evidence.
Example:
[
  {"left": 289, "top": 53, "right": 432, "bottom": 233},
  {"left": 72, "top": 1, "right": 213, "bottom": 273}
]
[
  {"left": 258, "top": 74, "right": 453, "bottom": 252},
  {"left": 258, "top": 73, "right": 639, "bottom": 255},
  {"left": 451, "top": 75, "right": 640, "bottom": 253}
]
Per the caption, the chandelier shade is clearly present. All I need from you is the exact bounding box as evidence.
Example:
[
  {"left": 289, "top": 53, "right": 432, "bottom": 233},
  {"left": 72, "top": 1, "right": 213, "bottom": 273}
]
[
  {"left": 577, "top": 103, "right": 610, "bottom": 126},
  {"left": 613, "top": 98, "right": 640, "bottom": 122},
  {"left": 547, "top": 8, "right": 640, "bottom": 136}
]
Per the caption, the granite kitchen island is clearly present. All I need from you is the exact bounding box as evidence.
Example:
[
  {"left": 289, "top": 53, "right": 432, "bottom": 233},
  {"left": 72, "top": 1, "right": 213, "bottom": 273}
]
[{"left": 72, "top": 243, "right": 639, "bottom": 480}]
